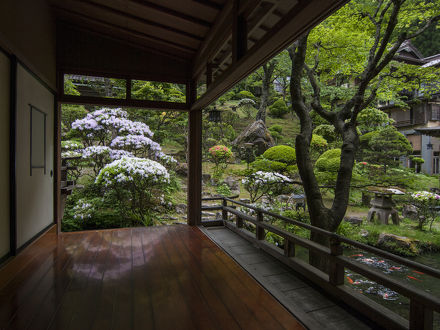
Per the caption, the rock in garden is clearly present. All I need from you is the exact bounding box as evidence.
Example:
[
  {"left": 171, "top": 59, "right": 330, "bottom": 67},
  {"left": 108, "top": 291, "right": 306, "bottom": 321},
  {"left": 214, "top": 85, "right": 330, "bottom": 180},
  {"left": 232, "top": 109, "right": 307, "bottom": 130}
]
[
  {"left": 176, "top": 163, "right": 188, "bottom": 176},
  {"left": 175, "top": 203, "right": 187, "bottom": 214},
  {"left": 216, "top": 212, "right": 222, "bottom": 220},
  {"left": 232, "top": 120, "right": 275, "bottom": 156},
  {"left": 224, "top": 176, "right": 240, "bottom": 190},
  {"left": 402, "top": 204, "right": 418, "bottom": 220},
  {"left": 344, "top": 217, "right": 363, "bottom": 226},
  {"left": 360, "top": 229, "right": 369, "bottom": 237},
  {"left": 202, "top": 173, "right": 211, "bottom": 183},
  {"left": 377, "top": 233, "right": 420, "bottom": 255},
  {"left": 230, "top": 190, "right": 240, "bottom": 197}
]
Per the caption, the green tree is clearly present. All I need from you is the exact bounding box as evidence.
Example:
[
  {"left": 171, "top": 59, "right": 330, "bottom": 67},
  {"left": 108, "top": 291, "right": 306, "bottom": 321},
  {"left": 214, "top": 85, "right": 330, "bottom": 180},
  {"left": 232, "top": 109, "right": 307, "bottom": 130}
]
[
  {"left": 357, "top": 107, "right": 394, "bottom": 133},
  {"left": 364, "top": 126, "right": 413, "bottom": 173},
  {"left": 286, "top": 0, "right": 439, "bottom": 270}
]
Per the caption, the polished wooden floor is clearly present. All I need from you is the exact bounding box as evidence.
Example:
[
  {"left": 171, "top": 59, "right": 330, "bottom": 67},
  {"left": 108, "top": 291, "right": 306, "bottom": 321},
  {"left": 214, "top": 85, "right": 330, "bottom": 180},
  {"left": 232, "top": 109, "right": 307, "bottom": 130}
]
[{"left": 0, "top": 225, "right": 303, "bottom": 330}]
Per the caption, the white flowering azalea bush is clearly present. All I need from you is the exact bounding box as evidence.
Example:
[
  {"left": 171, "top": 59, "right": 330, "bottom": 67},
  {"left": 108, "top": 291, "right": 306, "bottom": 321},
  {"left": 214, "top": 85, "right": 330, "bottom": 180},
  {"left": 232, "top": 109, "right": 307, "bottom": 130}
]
[
  {"left": 62, "top": 107, "right": 180, "bottom": 231},
  {"left": 410, "top": 191, "right": 440, "bottom": 230},
  {"left": 242, "top": 171, "right": 292, "bottom": 203},
  {"left": 95, "top": 157, "right": 171, "bottom": 226}
]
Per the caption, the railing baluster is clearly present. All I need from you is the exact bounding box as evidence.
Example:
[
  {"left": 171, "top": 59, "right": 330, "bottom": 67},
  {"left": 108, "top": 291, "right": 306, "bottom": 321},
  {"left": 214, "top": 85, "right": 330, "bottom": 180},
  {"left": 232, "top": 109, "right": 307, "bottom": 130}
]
[
  {"left": 410, "top": 299, "right": 433, "bottom": 330},
  {"left": 236, "top": 214, "right": 243, "bottom": 228},
  {"left": 256, "top": 210, "right": 265, "bottom": 240},
  {"left": 284, "top": 238, "right": 295, "bottom": 257},
  {"left": 222, "top": 198, "right": 228, "bottom": 222},
  {"left": 329, "top": 237, "right": 344, "bottom": 286}
]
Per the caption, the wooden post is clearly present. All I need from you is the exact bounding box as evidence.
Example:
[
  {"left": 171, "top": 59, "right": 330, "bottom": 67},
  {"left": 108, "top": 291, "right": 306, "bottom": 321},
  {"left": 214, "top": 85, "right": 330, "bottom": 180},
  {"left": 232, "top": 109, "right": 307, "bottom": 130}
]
[
  {"left": 232, "top": 0, "right": 247, "bottom": 64},
  {"left": 187, "top": 80, "right": 202, "bottom": 226},
  {"left": 284, "top": 239, "right": 295, "bottom": 257},
  {"left": 236, "top": 215, "right": 243, "bottom": 228},
  {"left": 256, "top": 210, "right": 265, "bottom": 240},
  {"left": 54, "top": 102, "right": 61, "bottom": 235},
  {"left": 410, "top": 300, "right": 433, "bottom": 330},
  {"left": 329, "top": 237, "right": 344, "bottom": 286},
  {"left": 222, "top": 198, "right": 228, "bottom": 222}
]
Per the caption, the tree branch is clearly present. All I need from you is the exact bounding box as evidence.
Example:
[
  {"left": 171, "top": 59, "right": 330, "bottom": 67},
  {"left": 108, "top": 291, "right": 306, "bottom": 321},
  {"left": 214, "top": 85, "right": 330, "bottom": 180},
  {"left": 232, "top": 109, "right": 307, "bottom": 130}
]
[{"left": 304, "top": 64, "right": 335, "bottom": 123}]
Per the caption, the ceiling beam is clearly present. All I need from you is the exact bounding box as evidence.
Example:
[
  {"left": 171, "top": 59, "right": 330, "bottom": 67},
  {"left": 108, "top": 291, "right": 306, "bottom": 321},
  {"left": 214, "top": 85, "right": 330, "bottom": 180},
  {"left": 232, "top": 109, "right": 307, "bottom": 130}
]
[
  {"left": 53, "top": 6, "right": 197, "bottom": 53},
  {"left": 191, "top": 0, "right": 348, "bottom": 111},
  {"left": 211, "top": 1, "right": 276, "bottom": 76},
  {"left": 129, "top": 0, "right": 212, "bottom": 28},
  {"left": 74, "top": 0, "right": 204, "bottom": 41},
  {"left": 59, "top": 94, "right": 189, "bottom": 111},
  {"left": 193, "top": 0, "right": 223, "bottom": 11},
  {"left": 192, "top": 0, "right": 263, "bottom": 80}
]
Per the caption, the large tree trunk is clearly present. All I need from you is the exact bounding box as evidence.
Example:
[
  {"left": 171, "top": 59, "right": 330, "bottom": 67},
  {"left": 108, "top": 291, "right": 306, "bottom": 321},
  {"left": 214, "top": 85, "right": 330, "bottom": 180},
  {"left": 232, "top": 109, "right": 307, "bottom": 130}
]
[{"left": 256, "top": 61, "right": 276, "bottom": 123}]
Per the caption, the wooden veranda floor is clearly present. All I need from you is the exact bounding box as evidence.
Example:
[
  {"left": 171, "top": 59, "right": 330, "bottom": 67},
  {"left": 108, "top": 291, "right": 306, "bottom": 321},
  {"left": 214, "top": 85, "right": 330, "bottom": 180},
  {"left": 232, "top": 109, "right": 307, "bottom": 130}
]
[{"left": 0, "top": 225, "right": 303, "bottom": 330}]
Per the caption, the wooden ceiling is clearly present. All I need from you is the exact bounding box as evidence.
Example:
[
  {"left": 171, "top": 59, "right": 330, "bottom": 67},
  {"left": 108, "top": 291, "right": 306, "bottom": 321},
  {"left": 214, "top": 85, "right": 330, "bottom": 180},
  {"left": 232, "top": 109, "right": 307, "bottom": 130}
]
[{"left": 51, "top": 0, "right": 347, "bottom": 109}]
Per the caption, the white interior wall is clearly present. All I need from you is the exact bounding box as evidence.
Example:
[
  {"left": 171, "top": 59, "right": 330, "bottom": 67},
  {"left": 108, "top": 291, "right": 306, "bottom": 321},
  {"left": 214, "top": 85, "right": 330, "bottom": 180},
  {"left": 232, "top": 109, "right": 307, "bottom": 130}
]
[
  {"left": 0, "top": 52, "right": 10, "bottom": 258},
  {"left": 16, "top": 64, "right": 54, "bottom": 248}
]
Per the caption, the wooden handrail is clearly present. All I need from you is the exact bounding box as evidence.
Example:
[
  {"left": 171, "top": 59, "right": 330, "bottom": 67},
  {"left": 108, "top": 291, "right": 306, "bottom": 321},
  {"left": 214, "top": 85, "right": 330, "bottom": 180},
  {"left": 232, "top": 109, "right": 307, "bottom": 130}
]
[
  {"left": 223, "top": 197, "right": 440, "bottom": 278},
  {"left": 209, "top": 197, "right": 440, "bottom": 330}
]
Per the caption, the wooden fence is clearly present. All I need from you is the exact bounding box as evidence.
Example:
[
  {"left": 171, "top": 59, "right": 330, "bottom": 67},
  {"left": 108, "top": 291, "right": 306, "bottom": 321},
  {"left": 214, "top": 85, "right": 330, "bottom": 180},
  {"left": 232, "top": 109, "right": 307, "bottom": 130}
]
[{"left": 202, "top": 196, "right": 440, "bottom": 330}]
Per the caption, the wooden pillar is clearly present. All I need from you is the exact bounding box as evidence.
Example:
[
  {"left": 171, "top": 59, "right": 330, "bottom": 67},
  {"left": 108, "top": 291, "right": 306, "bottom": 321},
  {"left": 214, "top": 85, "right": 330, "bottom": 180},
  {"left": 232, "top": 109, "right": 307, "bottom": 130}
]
[
  {"left": 54, "top": 102, "right": 61, "bottom": 235},
  {"left": 232, "top": 0, "right": 247, "bottom": 64},
  {"left": 187, "top": 80, "right": 202, "bottom": 226},
  {"left": 9, "top": 55, "right": 17, "bottom": 255}
]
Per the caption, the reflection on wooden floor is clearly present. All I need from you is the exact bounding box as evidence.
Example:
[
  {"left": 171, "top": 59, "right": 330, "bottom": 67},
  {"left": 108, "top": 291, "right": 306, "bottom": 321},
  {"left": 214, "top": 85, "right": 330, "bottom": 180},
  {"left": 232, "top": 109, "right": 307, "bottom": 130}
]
[{"left": 0, "top": 225, "right": 303, "bottom": 330}]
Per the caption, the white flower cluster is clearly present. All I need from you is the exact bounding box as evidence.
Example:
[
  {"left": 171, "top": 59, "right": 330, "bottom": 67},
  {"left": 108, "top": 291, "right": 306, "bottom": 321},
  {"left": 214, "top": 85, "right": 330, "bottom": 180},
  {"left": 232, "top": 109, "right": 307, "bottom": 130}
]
[
  {"left": 61, "top": 140, "right": 83, "bottom": 150},
  {"left": 242, "top": 171, "right": 292, "bottom": 185},
  {"left": 157, "top": 152, "right": 178, "bottom": 165},
  {"left": 72, "top": 199, "right": 94, "bottom": 220},
  {"left": 109, "top": 149, "right": 134, "bottom": 160},
  {"left": 82, "top": 146, "right": 111, "bottom": 158},
  {"left": 72, "top": 108, "right": 154, "bottom": 138},
  {"left": 411, "top": 191, "right": 440, "bottom": 202},
  {"left": 118, "top": 120, "right": 153, "bottom": 137},
  {"left": 110, "top": 135, "right": 161, "bottom": 153},
  {"left": 61, "top": 150, "right": 82, "bottom": 158},
  {"left": 96, "top": 157, "right": 170, "bottom": 187}
]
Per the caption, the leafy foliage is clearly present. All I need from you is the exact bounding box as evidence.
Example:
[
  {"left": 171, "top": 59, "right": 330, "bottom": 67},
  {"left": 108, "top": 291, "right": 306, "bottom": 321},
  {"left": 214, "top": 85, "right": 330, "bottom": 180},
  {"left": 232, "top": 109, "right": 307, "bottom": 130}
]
[{"left": 269, "top": 98, "right": 289, "bottom": 118}]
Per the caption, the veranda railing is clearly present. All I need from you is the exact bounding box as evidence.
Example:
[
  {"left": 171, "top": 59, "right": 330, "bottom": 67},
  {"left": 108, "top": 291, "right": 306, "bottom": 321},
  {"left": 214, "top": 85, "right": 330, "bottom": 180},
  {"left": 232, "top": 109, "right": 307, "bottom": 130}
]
[{"left": 202, "top": 196, "right": 440, "bottom": 330}]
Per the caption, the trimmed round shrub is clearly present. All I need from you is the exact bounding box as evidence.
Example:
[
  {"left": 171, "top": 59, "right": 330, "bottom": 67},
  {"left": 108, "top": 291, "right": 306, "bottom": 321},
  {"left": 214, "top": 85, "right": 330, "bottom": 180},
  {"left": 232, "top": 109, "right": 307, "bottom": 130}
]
[
  {"left": 208, "top": 145, "right": 233, "bottom": 166},
  {"left": 310, "top": 134, "right": 328, "bottom": 152},
  {"left": 411, "top": 157, "right": 425, "bottom": 165},
  {"left": 313, "top": 124, "right": 337, "bottom": 143},
  {"left": 269, "top": 125, "right": 283, "bottom": 134},
  {"left": 269, "top": 99, "right": 289, "bottom": 118},
  {"left": 251, "top": 158, "right": 288, "bottom": 172},
  {"left": 315, "top": 148, "right": 341, "bottom": 172},
  {"left": 263, "top": 145, "right": 296, "bottom": 164},
  {"left": 238, "top": 90, "right": 256, "bottom": 101}
]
